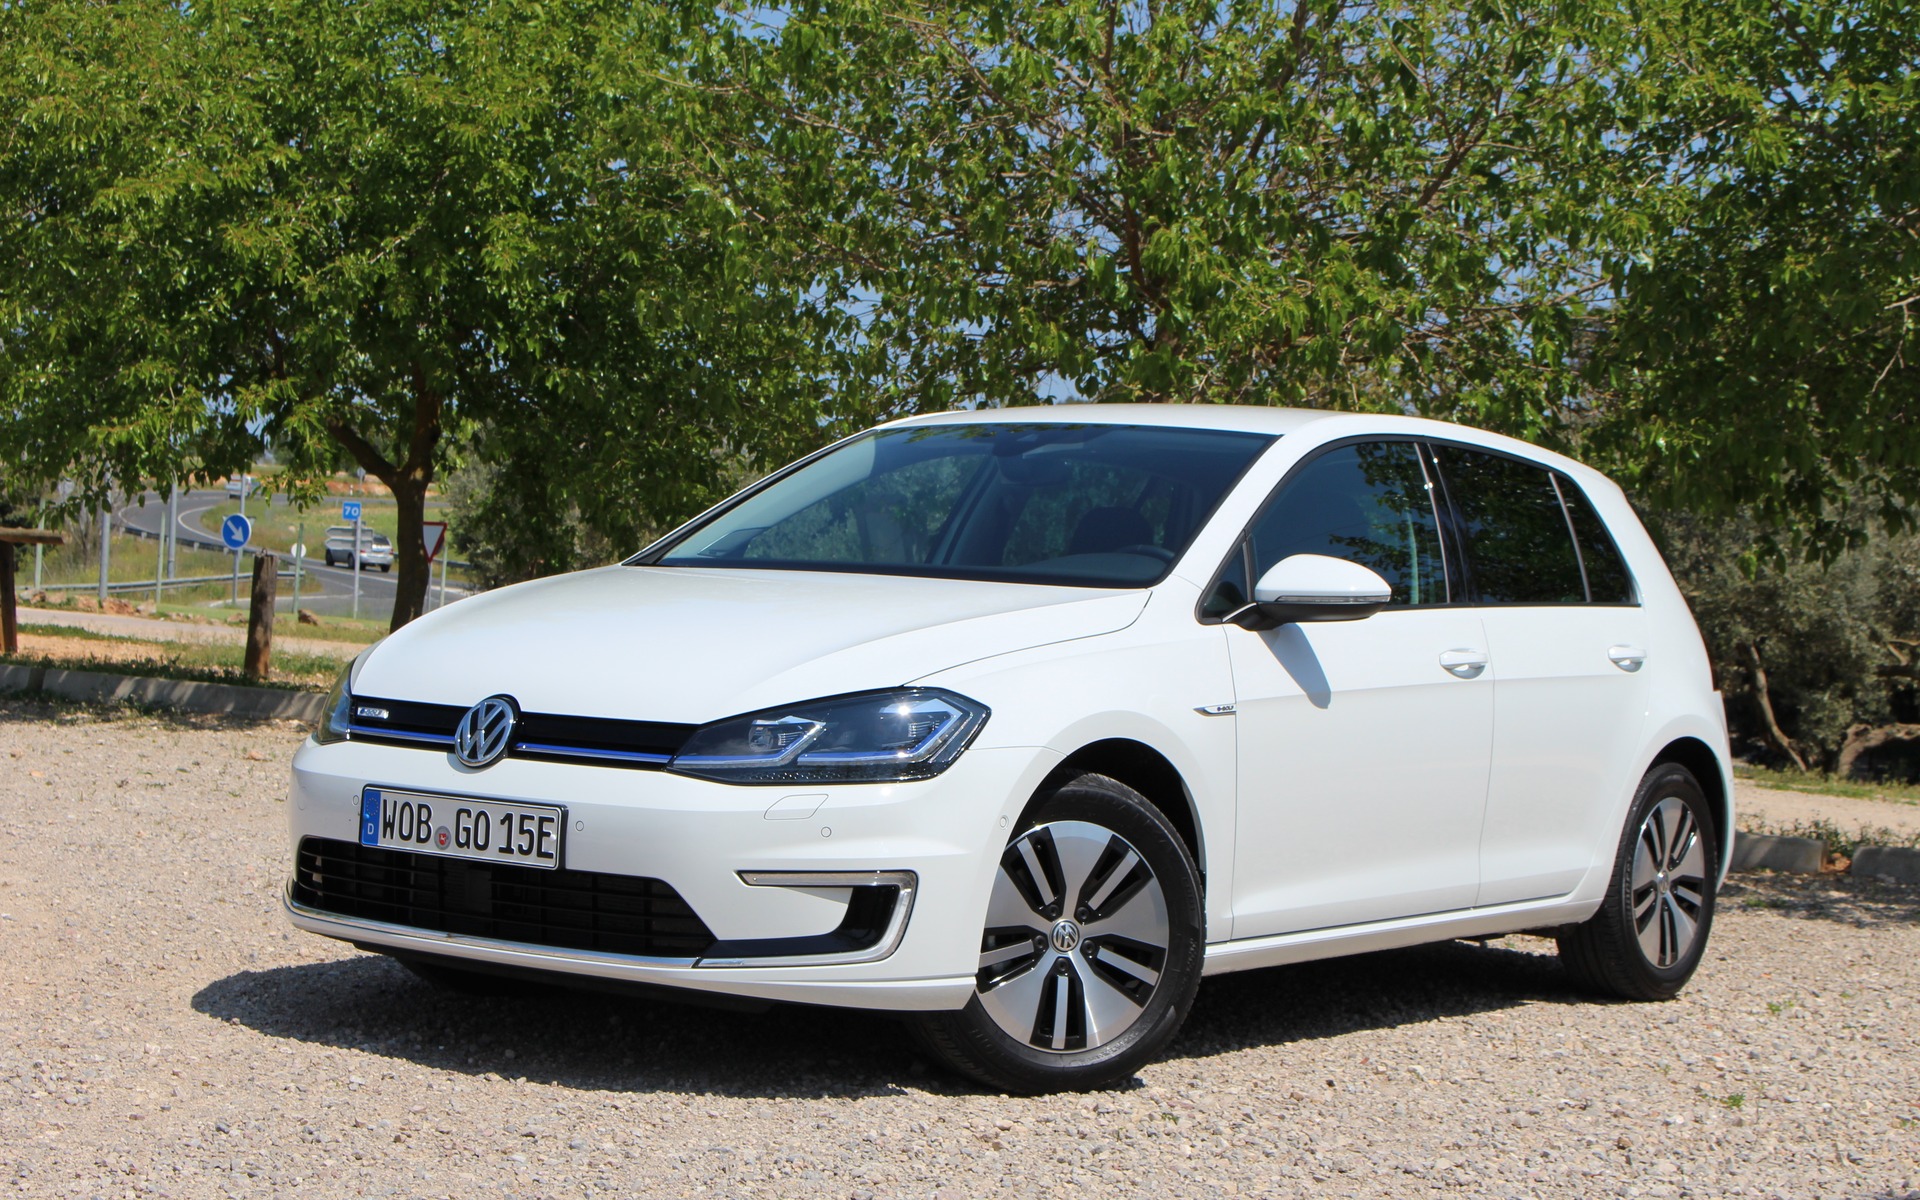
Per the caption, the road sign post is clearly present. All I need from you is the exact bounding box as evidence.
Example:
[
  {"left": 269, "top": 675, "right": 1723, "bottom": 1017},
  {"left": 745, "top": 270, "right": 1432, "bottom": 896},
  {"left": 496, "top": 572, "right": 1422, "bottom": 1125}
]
[
  {"left": 291, "top": 527, "right": 306, "bottom": 617},
  {"left": 342, "top": 500, "right": 363, "bottom": 620},
  {"left": 422, "top": 520, "right": 448, "bottom": 612},
  {"left": 221, "top": 513, "right": 252, "bottom": 604},
  {"left": 98, "top": 503, "right": 110, "bottom": 607}
]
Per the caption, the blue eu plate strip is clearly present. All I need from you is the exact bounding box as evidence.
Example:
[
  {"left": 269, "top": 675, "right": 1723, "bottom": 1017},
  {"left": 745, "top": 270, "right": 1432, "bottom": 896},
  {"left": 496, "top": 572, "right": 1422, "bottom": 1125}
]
[{"left": 360, "top": 789, "right": 382, "bottom": 847}]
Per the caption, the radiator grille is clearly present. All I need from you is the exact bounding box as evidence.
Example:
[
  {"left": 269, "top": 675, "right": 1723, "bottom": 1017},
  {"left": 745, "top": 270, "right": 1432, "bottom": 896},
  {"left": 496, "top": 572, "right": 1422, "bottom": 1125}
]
[{"left": 293, "top": 837, "right": 715, "bottom": 958}]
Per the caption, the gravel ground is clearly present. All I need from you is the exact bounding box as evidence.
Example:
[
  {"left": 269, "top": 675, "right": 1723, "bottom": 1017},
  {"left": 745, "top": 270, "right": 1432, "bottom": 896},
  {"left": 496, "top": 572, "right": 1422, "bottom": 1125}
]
[{"left": 3, "top": 697, "right": 1917, "bottom": 1200}]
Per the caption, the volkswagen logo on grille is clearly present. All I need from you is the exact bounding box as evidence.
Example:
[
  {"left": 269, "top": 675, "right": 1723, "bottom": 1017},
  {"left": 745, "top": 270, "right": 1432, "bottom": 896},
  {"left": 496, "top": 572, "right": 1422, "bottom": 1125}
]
[{"left": 454, "top": 695, "right": 519, "bottom": 768}]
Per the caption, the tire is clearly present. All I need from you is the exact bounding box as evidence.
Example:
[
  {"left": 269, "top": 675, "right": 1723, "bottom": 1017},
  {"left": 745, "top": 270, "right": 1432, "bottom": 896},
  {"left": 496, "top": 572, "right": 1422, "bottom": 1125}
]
[
  {"left": 323, "top": 550, "right": 336, "bottom": 567},
  {"left": 1558, "top": 762, "right": 1719, "bottom": 1000},
  {"left": 379, "top": 563, "right": 391, "bottom": 573},
  {"left": 910, "top": 771, "right": 1204, "bottom": 1094}
]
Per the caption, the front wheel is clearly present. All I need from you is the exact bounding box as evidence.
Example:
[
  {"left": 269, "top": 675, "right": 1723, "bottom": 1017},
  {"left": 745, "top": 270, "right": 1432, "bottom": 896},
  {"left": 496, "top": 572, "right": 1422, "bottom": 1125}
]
[
  {"left": 911, "top": 772, "right": 1204, "bottom": 1094},
  {"left": 1558, "top": 762, "right": 1719, "bottom": 1000}
]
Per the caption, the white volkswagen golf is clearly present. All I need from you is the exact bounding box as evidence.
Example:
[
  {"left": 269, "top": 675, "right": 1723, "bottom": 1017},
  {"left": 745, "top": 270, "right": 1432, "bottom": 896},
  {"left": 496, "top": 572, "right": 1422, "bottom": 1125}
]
[{"left": 287, "top": 405, "right": 1731, "bottom": 1093}]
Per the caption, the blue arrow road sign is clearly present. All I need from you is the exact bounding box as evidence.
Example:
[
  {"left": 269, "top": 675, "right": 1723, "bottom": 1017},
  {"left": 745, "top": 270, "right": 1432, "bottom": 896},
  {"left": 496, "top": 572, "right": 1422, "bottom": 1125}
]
[
  {"left": 341, "top": 500, "right": 362, "bottom": 522},
  {"left": 220, "top": 514, "right": 252, "bottom": 550}
]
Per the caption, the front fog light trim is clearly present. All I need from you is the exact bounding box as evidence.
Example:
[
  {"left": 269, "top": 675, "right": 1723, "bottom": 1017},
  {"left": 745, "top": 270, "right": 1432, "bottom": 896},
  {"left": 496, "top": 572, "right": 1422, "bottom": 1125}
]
[{"left": 693, "top": 870, "right": 919, "bottom": 968}]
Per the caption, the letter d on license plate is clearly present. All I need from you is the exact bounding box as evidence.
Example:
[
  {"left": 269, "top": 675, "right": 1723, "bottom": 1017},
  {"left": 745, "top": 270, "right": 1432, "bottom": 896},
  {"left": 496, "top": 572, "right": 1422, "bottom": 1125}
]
[{"left": 359, "top": 788, "right": 564, "bottom": 869}]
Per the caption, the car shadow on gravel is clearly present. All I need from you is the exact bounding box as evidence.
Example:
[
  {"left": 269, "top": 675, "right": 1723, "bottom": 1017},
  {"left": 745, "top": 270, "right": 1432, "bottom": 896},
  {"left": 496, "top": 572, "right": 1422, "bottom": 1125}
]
[
  {"left": 1170, "top": 936, "right": 1586, "bottom": 1065},
  {"left": 195, "top": 938, "right": 1592, "bottom": 1098},
  {"left": 193, "top": 953, "right": 933, "bottom": 1099}
]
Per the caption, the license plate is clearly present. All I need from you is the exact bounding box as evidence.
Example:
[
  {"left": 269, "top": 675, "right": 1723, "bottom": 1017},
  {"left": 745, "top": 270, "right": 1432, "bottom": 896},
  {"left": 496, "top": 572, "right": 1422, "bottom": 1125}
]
[{"left": 359, "top": 788, "right": 564, "bottom": 869}]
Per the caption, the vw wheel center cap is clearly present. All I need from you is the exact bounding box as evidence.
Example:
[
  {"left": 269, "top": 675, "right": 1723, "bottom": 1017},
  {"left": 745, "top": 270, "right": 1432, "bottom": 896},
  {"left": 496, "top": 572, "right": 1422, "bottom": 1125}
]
[
  {"left": 1050, "top": 919, "right": 1083, "bottom": 954},
  {"left": 454, "top": 695, "right": 519, "bottom": 768}
]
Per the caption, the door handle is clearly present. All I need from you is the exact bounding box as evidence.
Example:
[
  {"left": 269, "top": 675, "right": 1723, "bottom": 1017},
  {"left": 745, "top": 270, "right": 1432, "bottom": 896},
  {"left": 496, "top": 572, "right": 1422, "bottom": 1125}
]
[
  {"left": 1608, "top": 645, "right": 1648, "bottom": 672},
  {"left": 1438, "top": 648, "right": 1489, "bottom": 679}
]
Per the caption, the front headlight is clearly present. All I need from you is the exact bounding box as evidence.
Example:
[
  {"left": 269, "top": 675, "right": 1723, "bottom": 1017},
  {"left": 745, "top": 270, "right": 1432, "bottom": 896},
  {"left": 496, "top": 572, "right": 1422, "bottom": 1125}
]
[
  {"left": 312, "top": 663, "right": 353, "bottom": 745},
  {"left": 669, "top": 689, "right": 990, "bottom": 785}
]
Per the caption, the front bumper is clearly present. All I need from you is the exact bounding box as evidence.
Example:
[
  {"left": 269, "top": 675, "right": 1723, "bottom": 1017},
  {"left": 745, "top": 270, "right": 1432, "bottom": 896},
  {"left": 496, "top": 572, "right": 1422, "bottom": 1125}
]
[{"left": 285, "top": 736, "right": 1058, "bottom": 1011}]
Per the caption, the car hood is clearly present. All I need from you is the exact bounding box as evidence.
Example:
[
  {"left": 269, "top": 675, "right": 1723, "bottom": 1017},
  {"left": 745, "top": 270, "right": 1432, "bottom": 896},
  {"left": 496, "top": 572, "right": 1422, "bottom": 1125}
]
[{"left": 351, "top": 566, "right": 1148, "bottom": 722}]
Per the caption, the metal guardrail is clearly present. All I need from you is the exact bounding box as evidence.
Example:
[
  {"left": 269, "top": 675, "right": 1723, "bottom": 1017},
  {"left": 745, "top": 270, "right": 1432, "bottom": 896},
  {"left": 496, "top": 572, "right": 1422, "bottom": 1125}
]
[{"left": 26, "top": 572, "right": 299, "bottom": 596}]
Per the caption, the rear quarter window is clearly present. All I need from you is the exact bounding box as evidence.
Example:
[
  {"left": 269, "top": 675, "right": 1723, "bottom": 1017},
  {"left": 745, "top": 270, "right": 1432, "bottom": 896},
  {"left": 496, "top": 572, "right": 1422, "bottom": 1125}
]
[{"left": 1553, "top": 473, "right": 1637, "bottom": 604}]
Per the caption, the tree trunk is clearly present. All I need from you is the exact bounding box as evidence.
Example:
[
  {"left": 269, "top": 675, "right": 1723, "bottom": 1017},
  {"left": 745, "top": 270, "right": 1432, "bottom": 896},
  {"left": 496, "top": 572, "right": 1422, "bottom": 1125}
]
[
  {"left": 1743, "top": 641, "right": 1811, "bottom": 773},
  {"left": 388, "top": 475, "right": 431, "bottom": 630},
  {"left": 1835, "top": 722, "right": 1920, "bottom": 780},
  {"left": 325, "top": 379, "right": 443, "bottom": 633}
]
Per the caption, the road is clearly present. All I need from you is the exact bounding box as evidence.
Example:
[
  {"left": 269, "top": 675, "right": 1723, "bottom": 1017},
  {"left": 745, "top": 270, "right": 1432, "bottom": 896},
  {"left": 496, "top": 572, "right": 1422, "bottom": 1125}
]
[{"left": 117, "top": 487, "right": 417, "bottom": 619}]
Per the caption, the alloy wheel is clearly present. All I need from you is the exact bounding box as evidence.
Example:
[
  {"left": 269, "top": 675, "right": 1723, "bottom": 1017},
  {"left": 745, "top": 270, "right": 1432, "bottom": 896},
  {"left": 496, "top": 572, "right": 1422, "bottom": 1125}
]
[
  {"left": 976, "top": 820, "right": 1170, "bottom": 1053},
  {"left": 1631, "top": 796, "right": 1708, "bottom": 968}
]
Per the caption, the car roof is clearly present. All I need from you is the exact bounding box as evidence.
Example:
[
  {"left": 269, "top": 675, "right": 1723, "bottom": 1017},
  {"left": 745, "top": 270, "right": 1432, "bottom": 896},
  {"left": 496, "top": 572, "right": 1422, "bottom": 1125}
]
[
  {"left": 878, "top": 403, "right": 1601, "bottom": 481},
  {"left": 881, "top": 403, "right": 1324, "bottom": 436}
]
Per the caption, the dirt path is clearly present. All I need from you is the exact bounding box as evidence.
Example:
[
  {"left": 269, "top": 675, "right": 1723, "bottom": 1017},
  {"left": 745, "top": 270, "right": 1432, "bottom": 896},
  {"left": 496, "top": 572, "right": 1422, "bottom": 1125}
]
[
  {"left": 15, "top": 606, "right": 364, "bottom": 661},
  {"left": 1736, "top": 779, "right": 1920, "bottom": 839}
]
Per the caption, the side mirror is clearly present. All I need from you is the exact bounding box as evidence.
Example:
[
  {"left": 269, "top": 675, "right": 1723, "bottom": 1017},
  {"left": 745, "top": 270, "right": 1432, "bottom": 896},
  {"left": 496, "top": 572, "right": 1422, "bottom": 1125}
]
[{"left": 1235, "top": 554, "right": 1393, "bottom": 628}]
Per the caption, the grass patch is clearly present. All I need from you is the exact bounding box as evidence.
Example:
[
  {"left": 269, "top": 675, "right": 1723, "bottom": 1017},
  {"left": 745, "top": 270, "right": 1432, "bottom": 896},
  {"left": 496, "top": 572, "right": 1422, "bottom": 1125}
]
[
  {"left": 1735, "top": 764, "right": 1920, "bottom": 807},
  {"left": 3, "top": 651, "right": 329, "bottom": 691}
]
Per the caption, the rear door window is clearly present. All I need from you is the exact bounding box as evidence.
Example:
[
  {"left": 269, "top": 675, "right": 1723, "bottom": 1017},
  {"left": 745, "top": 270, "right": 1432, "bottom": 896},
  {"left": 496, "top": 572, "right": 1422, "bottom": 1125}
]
[{"left": 1432, "top": 446, "right": 1587, "bottom": 605}]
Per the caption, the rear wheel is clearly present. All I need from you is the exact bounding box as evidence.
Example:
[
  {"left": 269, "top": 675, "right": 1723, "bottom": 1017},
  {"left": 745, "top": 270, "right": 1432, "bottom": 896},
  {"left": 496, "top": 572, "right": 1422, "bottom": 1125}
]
[
  {"left": 1558, "top": 763, "right": 1718, "bottom": 1000},
  {"left": 911, "top": 772, "right": 1204, "bottom": 1093}
]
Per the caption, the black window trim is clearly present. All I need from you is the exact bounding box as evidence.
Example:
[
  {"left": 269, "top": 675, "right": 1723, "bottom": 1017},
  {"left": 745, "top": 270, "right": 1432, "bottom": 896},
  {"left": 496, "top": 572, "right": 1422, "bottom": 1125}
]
[
  {"left": 1194, "top": 435, "right": 1468, "bottom": 626},
  {"left": 1196, "top": 433, "right": 1643, "bottom": 624},
  {"left": 1423, "top": 437, "right": 1643, "bottom": 609}
]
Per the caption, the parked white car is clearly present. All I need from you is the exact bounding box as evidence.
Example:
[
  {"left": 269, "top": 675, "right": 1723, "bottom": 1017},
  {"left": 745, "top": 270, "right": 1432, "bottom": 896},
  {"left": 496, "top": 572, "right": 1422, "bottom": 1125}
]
[
  {"left": 287, "top": 405, "right": 1731, "bottom": 1092},
  {"left": 322, "top": 525, "right": 393, "bottom": 571}
]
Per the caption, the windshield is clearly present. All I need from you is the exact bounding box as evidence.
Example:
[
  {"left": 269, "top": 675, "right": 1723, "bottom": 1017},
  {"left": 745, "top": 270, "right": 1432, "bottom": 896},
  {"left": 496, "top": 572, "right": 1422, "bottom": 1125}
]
[{"left": 644, "top": 423, "right": 1276, "bottom": 587}]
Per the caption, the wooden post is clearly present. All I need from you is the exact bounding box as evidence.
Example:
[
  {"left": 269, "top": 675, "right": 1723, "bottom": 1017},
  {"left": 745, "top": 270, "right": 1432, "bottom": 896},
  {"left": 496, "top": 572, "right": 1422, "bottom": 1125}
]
[
  {"left": 0, "top": 529, "right": 64, "bottom": 655},
  {"left": 1, "top": 542, "right": 15, "bottom": 655},
  {"left": 244, "top": 552, "right": 277, "bottom": 681}
]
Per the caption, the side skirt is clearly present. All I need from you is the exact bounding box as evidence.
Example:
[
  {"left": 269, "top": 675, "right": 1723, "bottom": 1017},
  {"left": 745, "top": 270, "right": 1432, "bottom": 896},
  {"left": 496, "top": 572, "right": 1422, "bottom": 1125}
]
[{"left": 1202, "top": 897, "right": 1599, "bottom": 977}]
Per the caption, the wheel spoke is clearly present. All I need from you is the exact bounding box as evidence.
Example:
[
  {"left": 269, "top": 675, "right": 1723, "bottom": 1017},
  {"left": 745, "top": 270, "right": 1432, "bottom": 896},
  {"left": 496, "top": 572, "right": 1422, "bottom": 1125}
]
[
  {"left": 986, "top": 863, "right": 1047, "bottom": 931},
  {"left": 1082, "top": 848, "right": 1139, "bottom": 913},
  {"left": 1049, "top": 970, "right": 1072, "bottom": 1050},
  {"left": 1074, "top": 957, "right": 1145, "bottom": 1044},
  {"left": 1636, "top": 893, "right": 1664, "bottom": 961},
  {"left": 1631, "top": 837, "right": 1657, "bottom": 895},
  {"left": 1016, "top": 837, "right": 1056, "bottom": 909},
  {"left": 1050, "top": 828, "right": 1110, "bottom": 916},
  {"left": 976, "top": 955, "right": 1049, "bottom": 1044},
  {"left": 1092, "top": 944, "right": 1160, "bottom": 989},
  {"left": 1084, "top": 873, "right": 1168, "bottom": 949},
  {"left": 1673, "top": 835, "right": 1707, "bottom": 888},
  {"left": 1663, "top": 895, "right": 1696, "bottom": 965},
  {"left": 1664, "top": 805, "right": 1696, "bottom": 872},
  {"left": 979, "top": 940, "right": 1035, "bottom": 972}
]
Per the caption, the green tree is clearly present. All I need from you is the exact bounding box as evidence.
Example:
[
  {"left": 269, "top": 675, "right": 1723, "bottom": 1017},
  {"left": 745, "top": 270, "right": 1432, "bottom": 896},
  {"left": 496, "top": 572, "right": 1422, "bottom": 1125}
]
[
  {"left": 1661, "top": 511, "right": 1920, "bottom": 776},
  {"left": 1, "top": 0, "right": 837, "bottom": 629},
  {"left": 1567, "top": 0, "right": 1918, "bottom": 550},
  {"left": 701, "top": 0, "right": 1634, "bottom": 427}
]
